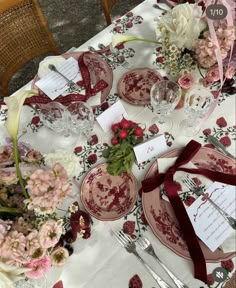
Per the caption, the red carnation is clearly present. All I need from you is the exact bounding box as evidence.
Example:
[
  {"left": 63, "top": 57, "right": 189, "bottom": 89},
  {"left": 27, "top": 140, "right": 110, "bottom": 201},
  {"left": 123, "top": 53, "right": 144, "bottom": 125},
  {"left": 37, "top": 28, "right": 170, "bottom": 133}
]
[
  {"left": 111, "top": 137, "right": 118, "bottom": 145},
  {"left": 87, "top": 154, "right": 97, "bottom": 164},
  {"left": 216, "top": 117, "right": 227, "bottom": 127}
]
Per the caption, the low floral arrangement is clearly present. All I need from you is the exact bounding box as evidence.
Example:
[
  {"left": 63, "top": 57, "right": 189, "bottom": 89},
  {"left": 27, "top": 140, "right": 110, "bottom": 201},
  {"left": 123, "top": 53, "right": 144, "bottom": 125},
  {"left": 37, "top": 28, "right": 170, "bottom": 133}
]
[
  {"left": 102, "top": 116, "right": 144, "bottom": 175},
  {"left": 112, "top": 1, "right": 236, "bottom": 88},
  {"left": 0, "top": 91, "right": 91, "bottom": 288}
]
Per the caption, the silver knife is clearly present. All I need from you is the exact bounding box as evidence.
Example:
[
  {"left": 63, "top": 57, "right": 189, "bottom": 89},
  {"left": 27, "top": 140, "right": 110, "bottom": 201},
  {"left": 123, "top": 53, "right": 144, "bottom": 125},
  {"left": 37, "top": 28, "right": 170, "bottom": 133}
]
[{"left": 208, "top": 135, "right": 236, "bottom": 160}]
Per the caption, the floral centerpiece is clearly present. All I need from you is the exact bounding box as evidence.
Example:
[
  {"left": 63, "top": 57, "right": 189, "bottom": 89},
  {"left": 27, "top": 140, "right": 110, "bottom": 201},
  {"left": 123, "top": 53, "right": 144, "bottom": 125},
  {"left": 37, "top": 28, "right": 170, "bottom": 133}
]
[
  {"left": 112, "top": 1, "right": 236, "bottom": 91},
  {"left": 0, "top": 91, "right": 91, "bottom": 288}
]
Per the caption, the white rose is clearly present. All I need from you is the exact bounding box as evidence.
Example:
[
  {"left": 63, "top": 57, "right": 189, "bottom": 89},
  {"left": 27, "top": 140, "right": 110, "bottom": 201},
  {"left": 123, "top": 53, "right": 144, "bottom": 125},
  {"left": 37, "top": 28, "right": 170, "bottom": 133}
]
[{"left": 156, "top": 3, "right": 206, "bottom": 50}]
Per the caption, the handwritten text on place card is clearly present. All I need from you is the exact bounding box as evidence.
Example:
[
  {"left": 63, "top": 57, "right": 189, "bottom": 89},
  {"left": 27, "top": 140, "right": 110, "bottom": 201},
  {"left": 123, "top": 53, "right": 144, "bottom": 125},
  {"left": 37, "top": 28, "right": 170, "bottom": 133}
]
[
  {"left": 35, "top": 57, "right": 82, "bottom": 100},
  {"left": 133, "top": 134, "right": 168, "bottom": 164},
  {"left": 187, "top": 182, "right": 236, "bottom": 252},
  {"left": 96, "top": 100, "right": 127, "bottom": 132}
]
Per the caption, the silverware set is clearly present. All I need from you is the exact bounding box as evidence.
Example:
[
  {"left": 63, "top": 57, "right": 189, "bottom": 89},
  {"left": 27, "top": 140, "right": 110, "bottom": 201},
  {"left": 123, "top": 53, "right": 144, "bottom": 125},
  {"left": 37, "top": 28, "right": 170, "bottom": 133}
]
[
  {"left": 113, "top": 230, "right": 188, "bottom": 288},
  {"left": 182, "top": 175, "right": 236, "bottom": 230}
]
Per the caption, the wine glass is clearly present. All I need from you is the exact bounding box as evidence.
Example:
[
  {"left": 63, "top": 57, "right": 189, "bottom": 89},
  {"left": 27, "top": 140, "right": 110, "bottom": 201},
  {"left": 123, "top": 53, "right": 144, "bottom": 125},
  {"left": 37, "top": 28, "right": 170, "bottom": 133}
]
[
  {"left": 150, "top": 80, "right": 181, "bottom": 133},
  {"left": 179, "top": 85, "right": 215, "bottom": 136}
]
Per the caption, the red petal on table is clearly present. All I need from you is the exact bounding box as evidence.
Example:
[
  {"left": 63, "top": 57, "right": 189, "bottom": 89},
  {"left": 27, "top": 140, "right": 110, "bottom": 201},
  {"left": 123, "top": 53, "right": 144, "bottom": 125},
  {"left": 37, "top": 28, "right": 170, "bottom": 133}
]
[
  {"left": 53, "top": 280, "right": 63, "bottom": 288},
  {"left": 129, "top": 274, "right": 143, "bottom": 288}
]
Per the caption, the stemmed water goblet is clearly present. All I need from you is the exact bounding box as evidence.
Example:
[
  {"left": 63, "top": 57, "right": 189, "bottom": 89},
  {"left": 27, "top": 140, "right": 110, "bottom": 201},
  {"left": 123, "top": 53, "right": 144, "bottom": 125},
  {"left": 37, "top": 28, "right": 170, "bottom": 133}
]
[
  {"left": 150, "top": 80, "right": 181, "bottom": 133},
  {"left": 179, "top": 85, "right": 215, "bottom": 136}
]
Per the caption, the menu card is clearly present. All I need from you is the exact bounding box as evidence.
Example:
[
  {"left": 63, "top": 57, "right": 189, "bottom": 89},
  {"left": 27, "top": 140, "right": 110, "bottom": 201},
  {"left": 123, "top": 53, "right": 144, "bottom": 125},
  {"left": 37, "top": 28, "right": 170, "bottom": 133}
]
[
  {"left": 35, "top": 57, "right": 82, "bottom": 100},
  {"left": 187, "top": 182, "right": 236, "bottom": 252}
]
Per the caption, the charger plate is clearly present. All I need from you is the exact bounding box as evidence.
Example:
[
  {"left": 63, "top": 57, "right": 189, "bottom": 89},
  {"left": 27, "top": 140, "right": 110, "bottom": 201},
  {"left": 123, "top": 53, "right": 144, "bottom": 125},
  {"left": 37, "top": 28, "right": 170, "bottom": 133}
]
[
  {"left": 142, "top": 147, "right": 236, "bottom": 262},
  {"left": 80, "top": 163, "right": 138, "bottom": 221}
]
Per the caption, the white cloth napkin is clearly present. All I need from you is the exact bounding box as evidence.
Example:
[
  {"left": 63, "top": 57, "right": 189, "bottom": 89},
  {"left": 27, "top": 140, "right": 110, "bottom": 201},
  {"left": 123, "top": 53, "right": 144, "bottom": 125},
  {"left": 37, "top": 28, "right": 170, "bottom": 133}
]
[
  {"left": 157, "top": 156, "right": 235, "bottom": 253},
  {"left": 38, "top": 56, "right": 66, "bottom": 78}
]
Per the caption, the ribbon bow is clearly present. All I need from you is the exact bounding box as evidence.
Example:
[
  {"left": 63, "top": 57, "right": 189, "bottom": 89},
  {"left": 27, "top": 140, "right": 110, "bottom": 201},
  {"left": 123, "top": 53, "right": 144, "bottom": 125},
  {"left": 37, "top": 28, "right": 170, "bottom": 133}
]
[{"left": 142, "top": 140, "right": 236, "bottom": 283}]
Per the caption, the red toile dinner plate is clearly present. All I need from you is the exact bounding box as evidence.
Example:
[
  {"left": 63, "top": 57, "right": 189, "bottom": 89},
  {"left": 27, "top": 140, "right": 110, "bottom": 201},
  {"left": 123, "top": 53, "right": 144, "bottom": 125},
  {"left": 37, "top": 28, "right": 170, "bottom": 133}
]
[
  {"left": 117, "top": 68, "right": 163, "bottom": 106},
  {"left": 142, "top": 147, "right": 236, "bottom": 262},
  {"left": 32, "top": 51, "right": 113, "bottom": 105},
  {"left": 80, "top": 163, "right": 138, "bottom": 221}
]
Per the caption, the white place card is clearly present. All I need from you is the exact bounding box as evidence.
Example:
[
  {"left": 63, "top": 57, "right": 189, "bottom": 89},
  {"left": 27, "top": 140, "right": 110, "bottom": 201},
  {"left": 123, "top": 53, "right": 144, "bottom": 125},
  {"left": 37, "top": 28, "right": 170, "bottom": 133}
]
[
  {"left": 133, "top": 134, "right": 168, "bottom": 164},
  {"left": 187, "top": 182, "right": 236, "bottom": 252},
  {"left": 35, "top": 57, "right": 82, "bottom": 100},
  {"left": 96, "top": 100, "right": 127, "bottom": 132}
]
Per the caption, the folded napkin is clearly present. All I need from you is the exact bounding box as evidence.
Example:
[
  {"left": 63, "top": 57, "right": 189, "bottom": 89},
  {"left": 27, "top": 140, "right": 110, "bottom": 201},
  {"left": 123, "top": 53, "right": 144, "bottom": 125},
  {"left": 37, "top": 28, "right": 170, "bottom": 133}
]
[
  {"left": 38, "top": 56, "right": 66, "bottom": 78},
  {"left": 157, "top": 156, "right": 236, "bottom": 253}
]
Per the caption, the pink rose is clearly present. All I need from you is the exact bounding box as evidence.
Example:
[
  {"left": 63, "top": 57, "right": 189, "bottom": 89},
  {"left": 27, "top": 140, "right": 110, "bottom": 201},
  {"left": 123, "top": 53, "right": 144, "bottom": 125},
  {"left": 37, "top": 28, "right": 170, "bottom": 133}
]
[
  {"left": 178, "top": 74, "right": 194, "bottom": 90},
  {"left": 206, "top": 67, "right": 220, "bottom": 81}
]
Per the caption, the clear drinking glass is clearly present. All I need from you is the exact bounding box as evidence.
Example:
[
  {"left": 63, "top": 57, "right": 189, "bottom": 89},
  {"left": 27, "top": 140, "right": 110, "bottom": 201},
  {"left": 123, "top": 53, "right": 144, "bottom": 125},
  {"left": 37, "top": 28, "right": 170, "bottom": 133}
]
[
  {"left": 150, "top": 80, "right": 181, "bottom": 133},
  {"left": 179, "top": 86, "right": 215, "bottom": 136},
  {"left": 37, "top": 101, "right": 95, "bottom": 140}
]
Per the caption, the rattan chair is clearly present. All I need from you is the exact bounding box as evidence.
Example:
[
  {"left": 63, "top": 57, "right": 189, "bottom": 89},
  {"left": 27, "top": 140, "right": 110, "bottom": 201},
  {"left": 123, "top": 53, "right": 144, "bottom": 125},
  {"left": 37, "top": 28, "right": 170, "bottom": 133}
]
[
  {"left": 0, "top": 0, "right": 59, "bottom": 96},
  {"left": 101, "top": 0, "right": 118, "bottom": 25}
]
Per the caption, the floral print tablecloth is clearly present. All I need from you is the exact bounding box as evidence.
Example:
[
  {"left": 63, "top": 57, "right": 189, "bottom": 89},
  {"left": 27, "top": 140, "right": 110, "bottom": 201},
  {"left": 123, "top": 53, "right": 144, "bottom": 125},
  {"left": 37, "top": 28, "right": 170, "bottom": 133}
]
[{"left": 0, "top": 0, "right": 235, "bottom": 287}]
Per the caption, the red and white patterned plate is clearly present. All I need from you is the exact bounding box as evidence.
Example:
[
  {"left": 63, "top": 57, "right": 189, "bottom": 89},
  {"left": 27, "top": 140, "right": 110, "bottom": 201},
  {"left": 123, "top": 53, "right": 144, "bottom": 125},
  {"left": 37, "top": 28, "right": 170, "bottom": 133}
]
[
  {"left": 117, "top": 68, "right": 163, "bottom": 106},
  {"left": 80, "top": 163, "right": 138, "bottom": 221},
  {"left": 32, "top": 51, "right": 113, "bottom": 105},
  {"left": 142, "top": 147, "right": 236, "bottom": 262}
]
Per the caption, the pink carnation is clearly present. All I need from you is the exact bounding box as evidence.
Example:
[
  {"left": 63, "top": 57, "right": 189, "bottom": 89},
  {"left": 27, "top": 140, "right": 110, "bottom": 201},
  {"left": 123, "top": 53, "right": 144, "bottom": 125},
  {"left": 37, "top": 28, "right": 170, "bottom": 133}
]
[
  {"left": 39, "top": 220, "right": 62, "bottom": 248},
  {"left": 178, "top": 74, "right": 194, "bottom": 90},
  {"left": 25, "top": 256, "right": 51, "bottom": 279}
]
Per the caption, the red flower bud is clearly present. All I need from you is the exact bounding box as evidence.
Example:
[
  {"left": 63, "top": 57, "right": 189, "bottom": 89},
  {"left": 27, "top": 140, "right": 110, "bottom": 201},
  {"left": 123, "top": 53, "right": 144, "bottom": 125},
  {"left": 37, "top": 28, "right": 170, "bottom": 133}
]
[
  {"left": 119, "top": 117, "right": 131, "bottom": 130},
  {"left": 133, "top": 127, "right": 144, "bottom": 137},
  {"left": 111, "top": 123, "right": 120, "bottom": 132},
  {"left": 111, "top": 137, "right": 118, "bottom": 145},
  {"left": 118, "top": 130, "right": 128, "bottom": 139}
]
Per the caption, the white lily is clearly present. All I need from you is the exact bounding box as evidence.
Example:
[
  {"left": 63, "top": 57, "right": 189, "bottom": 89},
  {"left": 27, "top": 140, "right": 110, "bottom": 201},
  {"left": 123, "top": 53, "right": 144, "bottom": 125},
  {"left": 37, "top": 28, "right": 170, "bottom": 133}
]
[
  {"left": 4, "top": 90, "right": 36, "bottom": 199},
  {"left": 112, "top": 34, "right": 160, "bottom": 48},
  {"left": 4, "top": 90, "right": 36, "bottom": 139},
  {"left": 0, "top": 261, "right": 31, "bottom": 288}
]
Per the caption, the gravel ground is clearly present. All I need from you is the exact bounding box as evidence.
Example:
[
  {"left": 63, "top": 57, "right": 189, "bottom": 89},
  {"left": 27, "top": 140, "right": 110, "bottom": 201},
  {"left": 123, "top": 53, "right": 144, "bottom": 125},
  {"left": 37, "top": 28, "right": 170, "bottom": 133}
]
[{"left": 4, "top": 0, "right": 141, "bottom": 97}]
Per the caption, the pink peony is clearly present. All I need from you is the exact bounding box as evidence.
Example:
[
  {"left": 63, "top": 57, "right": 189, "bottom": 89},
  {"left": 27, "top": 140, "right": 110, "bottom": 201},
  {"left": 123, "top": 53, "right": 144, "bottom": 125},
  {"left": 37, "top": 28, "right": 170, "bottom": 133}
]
[
  {"left": 50, "top": 247, "right": 69, "bottom": 266},
  {"left": 39, "top": 220, "right": 62, "bottom": 248},
  {"left": 25, "top": 256, "right": 51, "bottom": 279},
  {"left": 178, "top": 74, "right": 194, "bottom": 90}
]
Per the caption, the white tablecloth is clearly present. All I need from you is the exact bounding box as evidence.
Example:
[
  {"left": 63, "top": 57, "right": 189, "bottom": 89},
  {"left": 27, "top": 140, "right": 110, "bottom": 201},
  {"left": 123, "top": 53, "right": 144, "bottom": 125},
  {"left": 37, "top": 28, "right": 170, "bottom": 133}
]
[{"left": 0, "top": 0, "right": 235, "bottom": 287}]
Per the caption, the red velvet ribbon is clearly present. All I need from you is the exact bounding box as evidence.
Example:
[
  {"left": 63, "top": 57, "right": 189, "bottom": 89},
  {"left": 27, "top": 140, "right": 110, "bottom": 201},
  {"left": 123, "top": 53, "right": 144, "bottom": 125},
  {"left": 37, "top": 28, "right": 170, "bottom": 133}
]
[
  {"left": 142, "top": 140, "right": 236, "bottom": 283},
  {"left": 0, "top": 52, "right": 108, "bottom": 106}
]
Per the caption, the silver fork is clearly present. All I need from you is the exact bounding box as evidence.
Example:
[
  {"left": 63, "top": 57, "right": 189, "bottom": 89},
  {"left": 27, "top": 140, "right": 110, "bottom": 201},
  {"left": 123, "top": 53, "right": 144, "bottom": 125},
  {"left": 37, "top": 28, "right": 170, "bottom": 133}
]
[
  {"left": 48, "top": 64, "right": 81, "bottom": 93},
  {"left": 114, "top": 231, "right": 172, "bottom": 288},
  {"left": 182, "top": 175, "right": 236, "bottom": 230},
  {"left": 137, "top": 236, "right": 188, "bottom": 288}
]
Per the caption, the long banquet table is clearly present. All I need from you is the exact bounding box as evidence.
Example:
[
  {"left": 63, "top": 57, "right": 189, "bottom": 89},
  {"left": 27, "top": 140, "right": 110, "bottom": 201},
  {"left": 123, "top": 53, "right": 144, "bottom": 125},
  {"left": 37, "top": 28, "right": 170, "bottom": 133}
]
[{"left": 0, "top": 0, "right": 235, "bottom": 287}]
